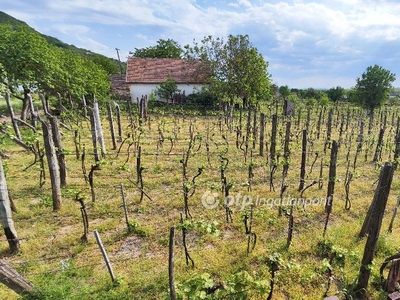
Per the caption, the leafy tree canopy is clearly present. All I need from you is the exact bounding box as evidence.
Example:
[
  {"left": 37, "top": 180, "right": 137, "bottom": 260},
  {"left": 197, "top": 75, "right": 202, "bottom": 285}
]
[
  {"left": 327, "top": 86, "right": 345, "bottom": 102},
  {"left": 279, "top": 85, "right": 290, "bottom": 98},
  {"left": 133, "top": 39, "right": 183, "bottom": 58},
  {"left": 0, "top": 23, "right": 110, "bottom": 113},
  {"left": 355, "top": 64, "right": 396, "bottom": 112},
  {"left": 184, "top": 34, "right": 272, "bottom": 107},
  {"left": 304, "top": 87, "right": 322, "bottom": 100},
  {"left": 156, "top": 76, "right": 180, "bottom": 101}
]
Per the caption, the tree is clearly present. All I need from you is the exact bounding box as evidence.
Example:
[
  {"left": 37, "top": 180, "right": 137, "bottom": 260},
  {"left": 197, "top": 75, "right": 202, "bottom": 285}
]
[
  {"left": 0, "top": 24, "right": 53, "bottom": 119},
  {"left": 319, "top": 94, "right": 331, "bottom": 106},
  {"left": 0, "top": 24, "right": 111, "bottom": 111},
  {"left": 327, "top": 86, "right": 345, "bottom": 102},
  {"left": 184, "top": 34, "right": 271, "bottom": 107},
  {"left": 304, "top": 88, "right": 321, "bottom": 100},
  {"left": 133, "top": 39, "right": 183, "bottom": 58},
  {"left": 279, "top": 85, "right": 290, "bottom": 99},
  {"left": 355, "top": 64, "right": 396, "bottom": 112},
  {"left": 156, "top": 76, "right": 180, "bottom": 103},
  {"left": 89, "top": 53, "right": 121, "bottom": 75}
]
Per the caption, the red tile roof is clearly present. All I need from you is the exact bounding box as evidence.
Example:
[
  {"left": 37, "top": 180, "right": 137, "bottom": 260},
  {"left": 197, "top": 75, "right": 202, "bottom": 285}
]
[{"left": 126, "top": 58, "right": 210, "bottom": 84}]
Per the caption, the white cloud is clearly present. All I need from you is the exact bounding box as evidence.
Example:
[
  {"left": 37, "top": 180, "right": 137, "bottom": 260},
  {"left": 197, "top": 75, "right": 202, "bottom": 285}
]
[{"left": 3, "top": 0, "right": 400, "bottom": 88}]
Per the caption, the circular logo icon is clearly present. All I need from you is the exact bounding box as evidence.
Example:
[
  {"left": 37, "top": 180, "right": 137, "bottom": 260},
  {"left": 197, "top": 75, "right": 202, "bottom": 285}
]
[{"left": 201, "top": 191, "right": 219, "bottom": 209}]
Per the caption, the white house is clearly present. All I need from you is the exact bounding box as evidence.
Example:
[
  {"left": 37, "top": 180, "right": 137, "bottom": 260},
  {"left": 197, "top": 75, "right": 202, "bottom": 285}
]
[{"left": 126, "top": 57, "right": 210, "bottom": 103}]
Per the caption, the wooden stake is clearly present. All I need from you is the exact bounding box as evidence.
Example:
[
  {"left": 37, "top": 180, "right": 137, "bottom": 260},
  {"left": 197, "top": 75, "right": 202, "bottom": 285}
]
[
  {"left": 0, "top": 260, "right": 33, "bottom": 295},
  {"left": 168, "top": 227, "right": 176, "bottom": 300},
  {"left": 4, "top": 92, "right": 21, "bottom": 140},
  {"left": 355, "top": 162, "right": 394, "bottom": 297},
  {"left": 120, "top": 184, "right": 130, "bottom": 229},
  {"left": 94, "top": 230, "right": 115, "bottom": 283}
]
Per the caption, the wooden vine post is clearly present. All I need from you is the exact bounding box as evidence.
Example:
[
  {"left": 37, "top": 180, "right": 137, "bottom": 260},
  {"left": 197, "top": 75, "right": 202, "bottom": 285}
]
[
  {"left": 0, "top": 260, "right": 33, "bottom": 295},
  {"left": 4, "top": 92, "right": 21, "bottom": 140},
  {"left": 323, "top": 140, "right": 338, "bottom": 237},
  {"left": 0, "top": 157, "right": 20, "bottom": 253},
  {"left": 269, "top": 114, "right": 278, "bottom": 191},
  {"left": 27, "top": 93, "right": 37, "bottom": 129},
  {"left": 279, "top": 121, "right": 291, "bottom": 216},
  {"left": 168, "top": 227, "right": 176, "bottom": 300},
  {"left": 316, "top": 107, "right": 323, "bottom": 140},
  {"left": 94, "top": 230, "right": 115, "bottom": 283},
  {"left": 355, "top": 162, "right": 394, "bottom": 298},
  {"left": 106, "top": 102, "right": 117, "bottom": 150},
  {"left": 120, "top": 184, "right": 130, "bottom": 230},
  {"left": 324, "top": 109, "right": 333, "bottom": 154},
  {"left": 298, "top": 129, "right": 307, "bottom": 191},
  {"left": 49, "top": 116, "right": 67, "bottom": 187},
  {"left": 353, "top": 121, "right": 364, "bottom": 170},
  {"left": 259, "top": 113, "right": 265, "bottom": 156},
  {"left": 373, "top": 128, "right": 385, "bottom": 163},
  {"left": 114, "top": 102, "right": 123, "bottom": 142},
  {"left": 41, "top": 119, "right": 62, "bottom": 211},
  {"left": 252, "top": 109, "right": 257, "bottom": 149}
]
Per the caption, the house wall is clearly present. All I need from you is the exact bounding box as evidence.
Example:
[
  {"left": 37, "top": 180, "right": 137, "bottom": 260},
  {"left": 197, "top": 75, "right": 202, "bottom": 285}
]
[{"left": 129, "top": 83, "right": 204, "bottom": 103}]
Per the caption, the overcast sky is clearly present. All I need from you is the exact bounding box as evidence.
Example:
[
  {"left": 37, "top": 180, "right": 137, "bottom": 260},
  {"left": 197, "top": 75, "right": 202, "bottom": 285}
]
[{"left": 2, "top": 0, "right": 400, "bottom": 89}]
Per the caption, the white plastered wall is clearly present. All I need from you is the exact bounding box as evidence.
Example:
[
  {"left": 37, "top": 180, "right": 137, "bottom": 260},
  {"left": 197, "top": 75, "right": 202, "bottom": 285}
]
[{"left": 129, "top": 83, "right": 203, "bottom": 103}]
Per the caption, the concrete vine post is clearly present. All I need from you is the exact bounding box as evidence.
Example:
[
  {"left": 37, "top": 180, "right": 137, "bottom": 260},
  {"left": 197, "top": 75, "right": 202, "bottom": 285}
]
[
  {"left": 0, "top": 157, "right": 20, "bottom": 253},
  {"left": 93, "top": 100, "right": 107, "bottom": 157},
  {"left": 88, "top": 107, "right": 100, "bottom": 162}
]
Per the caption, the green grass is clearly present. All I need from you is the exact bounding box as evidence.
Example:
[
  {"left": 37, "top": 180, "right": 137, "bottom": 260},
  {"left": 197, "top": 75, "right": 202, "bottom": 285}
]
[
  {"left": 0, "top": 100, "right": 399, "bottom": 299},
  {"left": 0, "top": 94, "right": 23, "bottom": 116}
]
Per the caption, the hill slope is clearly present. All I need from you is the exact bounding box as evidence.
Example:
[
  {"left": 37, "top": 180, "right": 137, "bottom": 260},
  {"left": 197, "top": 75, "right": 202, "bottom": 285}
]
[{"left": 0, "top": 11, "right": 125, "bottom": 74}]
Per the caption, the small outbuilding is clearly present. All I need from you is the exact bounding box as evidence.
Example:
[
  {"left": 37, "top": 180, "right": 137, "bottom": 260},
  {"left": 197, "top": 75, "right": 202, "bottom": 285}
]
[{"left": 126, "top": 57, "right": 210, "bottom": 103}]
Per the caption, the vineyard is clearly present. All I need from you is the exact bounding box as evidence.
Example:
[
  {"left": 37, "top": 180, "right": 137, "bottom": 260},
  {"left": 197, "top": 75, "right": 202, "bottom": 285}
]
[{"left": 0, "top": 95, "right": 400, "bottom": 300}]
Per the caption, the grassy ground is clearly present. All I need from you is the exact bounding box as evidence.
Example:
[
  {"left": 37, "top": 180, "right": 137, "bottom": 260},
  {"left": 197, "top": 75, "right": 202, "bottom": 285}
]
[{"left": 0, "top": 98, "right": 399, "bottom": 299}]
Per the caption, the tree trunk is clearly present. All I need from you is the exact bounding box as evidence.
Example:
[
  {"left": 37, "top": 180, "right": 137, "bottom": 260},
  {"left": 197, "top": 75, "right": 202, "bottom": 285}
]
[{"left": 0, "top": 157, "right": 20, "bottom": 253}]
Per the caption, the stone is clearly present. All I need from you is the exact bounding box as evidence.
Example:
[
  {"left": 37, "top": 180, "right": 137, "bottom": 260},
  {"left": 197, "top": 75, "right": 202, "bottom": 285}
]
[{"left": 388, "top": 291, "right": 400, "bottom": 300}]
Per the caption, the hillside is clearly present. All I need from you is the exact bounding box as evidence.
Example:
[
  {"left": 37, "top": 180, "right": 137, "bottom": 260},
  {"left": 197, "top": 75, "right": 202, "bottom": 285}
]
[{"left": 0, "top": 11, "right": 125, "bottom": 74}]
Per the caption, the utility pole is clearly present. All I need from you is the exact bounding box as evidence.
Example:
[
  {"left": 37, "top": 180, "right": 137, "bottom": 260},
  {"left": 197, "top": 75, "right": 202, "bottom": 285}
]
[{"left": 115, "top": 48, "right": 123, "bottom": 74}]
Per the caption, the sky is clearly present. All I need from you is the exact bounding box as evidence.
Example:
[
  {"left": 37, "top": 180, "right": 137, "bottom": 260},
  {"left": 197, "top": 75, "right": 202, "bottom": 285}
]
[{"left": 1, "top": 0, "right": 400, "bottom": 89}]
